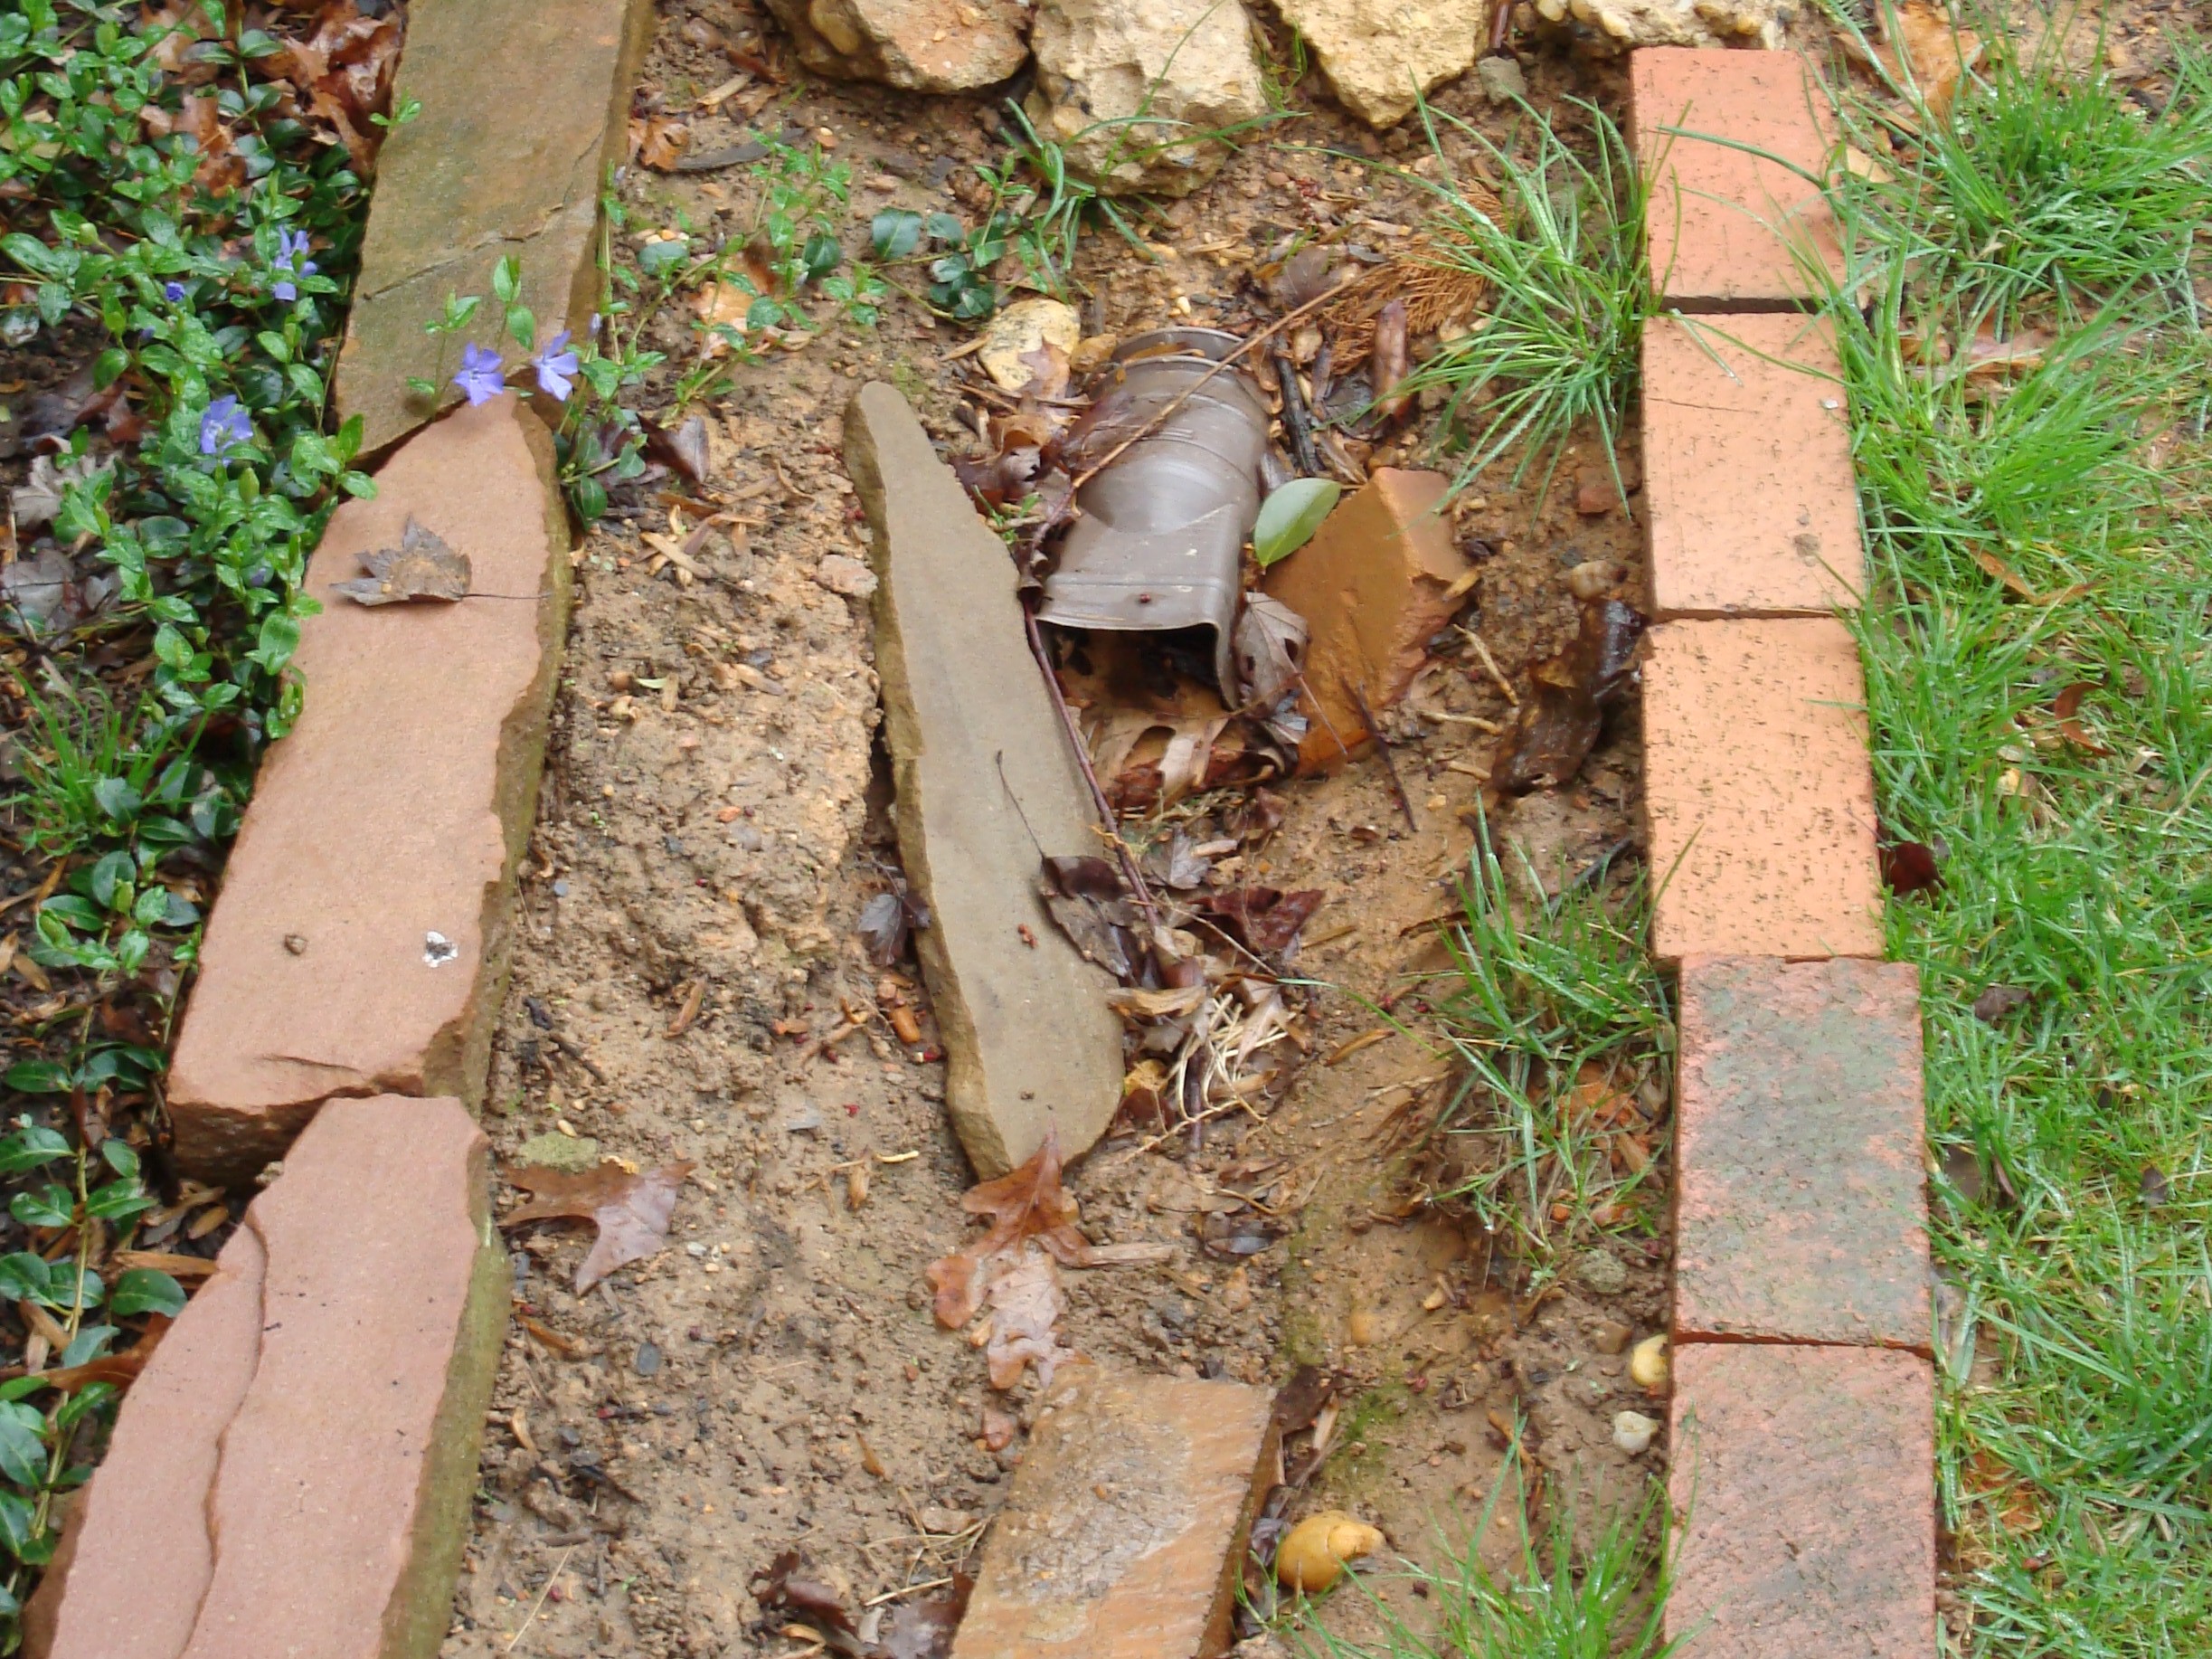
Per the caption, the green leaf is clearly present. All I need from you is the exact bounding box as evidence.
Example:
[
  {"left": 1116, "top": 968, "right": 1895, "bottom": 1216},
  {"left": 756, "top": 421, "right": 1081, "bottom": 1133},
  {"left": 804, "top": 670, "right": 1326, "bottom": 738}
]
[
  {"left": 569, "top": 475, "right": 607, "bottom": 521},
  {"left": 87, "top": 849, "right": 133, "bottom": 910},
  {"left": 2, "top": 1063, "right": 71, "bottom": 1097},
  {"left": 0, "top": 1487, "right": 38, "bottom": 1559},
  {"left": 505, "top": 302, "right": 534, "bottom": 351},
  {"left": 0, "top": 1410, "right": 45, "bottom": 1489},
  {"left": 9, "top": 1186, "right": 72, "bottom": 1229},
  {"left": 109, "top": 1268, "right": 184, "bottom": 1320},
  {"left": 92, "top": 775, "right": 142, "bottom": 821},
  {"left": 99, "top": 1140, "right": 139, "bottom": 1180},
  {"left": 871, "top": 209, "right": 922, "bottom": 260},
  {"left": 0, "top": 1127, "right": 69, "bottom": 1174},
  {"left": 0, "top": 1255, "right": 50, "bottom": 1304},
  {"left": 1252, "top": 478, "right": 1343, "bottom": 567},
  {"left": 490, "top": 253, "right": 521, "bottom": 304}
]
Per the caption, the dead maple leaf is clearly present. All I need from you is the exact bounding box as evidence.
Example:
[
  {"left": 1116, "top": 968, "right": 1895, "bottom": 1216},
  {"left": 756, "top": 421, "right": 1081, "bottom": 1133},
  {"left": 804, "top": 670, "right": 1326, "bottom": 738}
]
[
  {"left": 333, "top": 517, "right": 472, "bottom": 606},
  {"left": 503, "top": 1161, "right": 692, "bottom": 1291}
]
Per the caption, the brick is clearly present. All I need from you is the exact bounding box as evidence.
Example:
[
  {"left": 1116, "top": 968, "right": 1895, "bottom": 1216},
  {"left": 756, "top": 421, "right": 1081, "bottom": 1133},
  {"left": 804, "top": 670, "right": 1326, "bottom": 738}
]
[
  {"left": 1668, "top": 1345, "right": 1935, "bottom": 1659},
  {"left": 1259, "top": 468, "right": 1470, "bottom": 773},
  {"left": 950, "top": 1362, "right": 1276, "bottom": 1659},
  {"left": 333, "top": 0, "right": 651, "bottom": 453},
  {"left": 1675, "top": 956, "right": 1929, "bottom": 1350},
  {"left": 1642, "top": 619, "right": 1881, "bottom": 962},
  {"left": 1642, "top": 313, "right": 1863, "bottom": 618},
  {"left": 845, "top": 384, "right": 1125, "bottom": 1178},
  {"left": 168, "top": 398, "right": 569, "bottom": 1186},
  {"left": 28, "top": 1097, "right": 507, "bottom": 1659},
  {"left": 1631, "top": 48, "right": 1842, "bottom": 309}
]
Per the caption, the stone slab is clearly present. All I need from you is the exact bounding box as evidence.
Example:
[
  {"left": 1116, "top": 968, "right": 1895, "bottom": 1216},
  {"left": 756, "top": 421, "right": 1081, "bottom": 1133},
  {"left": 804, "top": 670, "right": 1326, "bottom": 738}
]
[
  {"left": 1631, "top": 48, "right": 1842, "bottom": 309},
  {"left": 950, "top": 1362, "right": 1276, "bottom": 1659},
  {"left": 29, "top": 1097, "right": 507, "bottom": 1659},
  {"left": 1668, "top": 1345, "right": 1935, "bottom": 1659},
  {"left": 334, "top": 0, "right": 652, "bottom": 453},
  {"left": 168, "top": 397, "right": 570, "bottom": 1186},
  {"left": 1675, "top": 955, "right": 1929, "bottom": 1350},
  {"left": 1275, "top": 0, "right": 1484, "bottom": 128},
  {"left": 761, "top": 0, "right": 1028, "bottom": 91},
  {"left": 844, "top": 384, "right": 1124, "bottom": 1179},
  {"left": 1642, "top": 618, "right": 1881, "bottom": 962},
  {"left": 1259, "top": 468, "right": 1469, "bottom": 773},
  {"left": 1642, "top": 313, "right": 1864, "bottom": 618}
]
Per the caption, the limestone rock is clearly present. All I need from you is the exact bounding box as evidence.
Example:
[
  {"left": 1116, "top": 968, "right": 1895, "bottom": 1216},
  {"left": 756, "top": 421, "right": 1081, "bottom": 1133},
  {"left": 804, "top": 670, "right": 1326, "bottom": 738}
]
[
  {"left": 1026, "top": 0, "right": 1267, "bottom": 196},
  {"left": 1276, "top": 0, "right": 1487, "bottom": 128},
  {"left": 842, "top": 384, "right": 1124, "bottom": 1178},
  {"left": 1536, "top": 0, "right": 1793, "bottom": 53},
  {"left": 761, "top": 0, "right": 1028, "bottom": 92}
]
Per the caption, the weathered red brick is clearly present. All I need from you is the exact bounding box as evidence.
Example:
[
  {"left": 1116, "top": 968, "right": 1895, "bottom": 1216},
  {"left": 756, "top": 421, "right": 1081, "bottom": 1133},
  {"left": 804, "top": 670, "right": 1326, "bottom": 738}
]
[
  {"left": 1642, "top": 619, "right": 1881, "bottom": 962},
  {"left": 29, "top": 1096, "right": 507, "bottom": 1659},
  {"left": 950, "top": 1361, "right": 1276, "bottom": 1658},
  {"left": 1642, "top": 313, "right": 1863, "bottom": 619},
  {"left": 1631, "top": 48, "right": 1842, "bottom": 309},
  {"left": 1260, "top": 469, "right": 1470, "bottom": 773},
  {"left": 334, "top": 0, "right": 652, "bottom": 452},
  {"left": 1675, "top": 955, "right": 1929, "bottom": 1350},
  {"left": 1668, "top": 1345, "right": 1935, "bottom": 1659},
  {"left": 167, "top": 397, "right": 569, "bottom": 1187}
]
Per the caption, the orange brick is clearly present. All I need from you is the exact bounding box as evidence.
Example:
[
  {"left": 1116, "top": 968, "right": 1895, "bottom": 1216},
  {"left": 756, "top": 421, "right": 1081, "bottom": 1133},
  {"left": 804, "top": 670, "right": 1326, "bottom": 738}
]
[
  {"left": 1669, "top": 1345, "right": 1935, "bottom": 1659},
  {"left": 1631, "top": 48, "right": 1842, "bottom": 309},
  {"left": 1675, "top": 956, "right": 1929, "bottom": 1350},
  {"left": 950, "top": 1362, "right": 1275, "bottom": 1658},
  {"left": 1642, "top": 313, "right": 1863, "bottom": 618},
  {"left": 1641, "top": 619, "right": 1880, "bottom": 962}
]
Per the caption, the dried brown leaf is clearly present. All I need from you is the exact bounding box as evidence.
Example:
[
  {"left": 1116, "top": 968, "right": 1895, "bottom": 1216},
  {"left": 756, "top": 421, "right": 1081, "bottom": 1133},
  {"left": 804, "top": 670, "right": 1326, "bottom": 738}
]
[
  {"left": 924, "top": 1132, "right": 1090, "bottom": 1328},
  {"left": 504, "top": 1161, "right": 692, "bottom": 1291},
  {"left": 332, "top": 517, "right": 470, "bottom": 606}
]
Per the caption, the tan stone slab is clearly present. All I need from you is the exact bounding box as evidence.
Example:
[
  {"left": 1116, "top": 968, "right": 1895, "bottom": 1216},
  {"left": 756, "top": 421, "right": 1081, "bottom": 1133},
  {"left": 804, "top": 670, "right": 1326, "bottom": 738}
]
[
  {"left": 1631, "top": 47, "right": 1842, "bottom": 309},
  {"left": 1669, "top": 1345, "right": 1936, "bottom": 1658},
  {"left": 950, "top": 1362, "right": 1276, "bottom": 1659},
  {"left": 844, "top": 384, "right": 1124, "bottom": 1178},
  {"left": 28, "top": 1098, "right": 506, "bottom": 1659},
  {"left": 168, "top": 398, "right": 570, "bottom": 1185},
  {"left": 1642, "top": 313, "right": 1864, "bottom": 618},
  {"left": 1260, "top": 468, "right": 1469, "bottom": 773},
  {"left": 1642, "top": 619, "right": 1881, "bottom": 962},
  {"left": 333, "top": 0, "right": 652, "bottom": 453}
]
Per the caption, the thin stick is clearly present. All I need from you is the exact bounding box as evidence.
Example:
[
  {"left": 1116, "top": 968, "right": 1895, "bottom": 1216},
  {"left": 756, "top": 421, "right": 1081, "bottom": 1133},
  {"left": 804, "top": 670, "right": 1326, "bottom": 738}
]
[
  {"left": 1459, "top": 626, "right": 1519, "bottom": 706},
  {"left": 1352, "top": 683, "right": 1419, "bottom": 832},
  {"left": 506, "top": 1544, "right": 580, "bottom": 1653},
  {"left": 1272, "top": 346, "right": 1321, "bottom": 476},
  {"left": 1021, "top": 605, "right": 1161, "bottom": 927}
]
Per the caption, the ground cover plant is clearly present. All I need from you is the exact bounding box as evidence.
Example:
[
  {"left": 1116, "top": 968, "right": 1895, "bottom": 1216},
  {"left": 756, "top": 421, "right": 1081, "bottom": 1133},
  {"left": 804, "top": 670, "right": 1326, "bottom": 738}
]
[
  {"left": 1819, "top": 8, "right": 2212, "bottom": 1652},
  {"left": 0, "top": 0, "right": 399, "bottom": 1639}
]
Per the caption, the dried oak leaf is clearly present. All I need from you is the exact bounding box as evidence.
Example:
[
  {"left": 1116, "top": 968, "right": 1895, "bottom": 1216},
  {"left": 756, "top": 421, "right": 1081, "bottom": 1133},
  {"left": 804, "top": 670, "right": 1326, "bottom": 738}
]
[
  {"left": 924, "top": 1131, "right": 1093, "bottom": 1328},
  {"left": 502, "top": 1161, "right": 692, "bottom": 1291},
  {"left": 982, "top": 1246, "right": 1072, "bottom": 1390},
  {"left": 333, "top": 517, "right": 471, "bottom": 606}
]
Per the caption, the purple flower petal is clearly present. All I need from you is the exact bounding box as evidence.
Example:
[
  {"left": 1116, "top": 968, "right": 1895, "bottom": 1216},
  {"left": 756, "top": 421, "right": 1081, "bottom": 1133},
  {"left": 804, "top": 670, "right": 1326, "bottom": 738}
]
[
  {"left": 453, "top": 342, "right": 509, "bottom": 407},
  {"left": 533, "top": 332, "right": 579, "bottom": 402},
  {"left": 198, "top": 395, "right": 251, "bottom": 458}
]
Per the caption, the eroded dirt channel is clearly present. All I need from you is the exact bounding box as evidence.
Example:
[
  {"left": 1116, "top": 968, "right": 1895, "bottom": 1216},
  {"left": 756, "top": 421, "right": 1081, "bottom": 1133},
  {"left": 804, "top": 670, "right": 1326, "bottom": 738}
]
[{"left": 442, "top": 10, "right": 1666, "bottom": 1655}]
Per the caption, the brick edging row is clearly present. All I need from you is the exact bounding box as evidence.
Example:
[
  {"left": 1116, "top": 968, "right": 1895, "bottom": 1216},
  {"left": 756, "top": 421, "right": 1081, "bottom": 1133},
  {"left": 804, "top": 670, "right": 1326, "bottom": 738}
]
[
  {"left": 24, "top": 4, "right": 657, "bottom": 1654},
  {"left": 1631, "top": 48, "right": 1938, "bottom": 1657}
]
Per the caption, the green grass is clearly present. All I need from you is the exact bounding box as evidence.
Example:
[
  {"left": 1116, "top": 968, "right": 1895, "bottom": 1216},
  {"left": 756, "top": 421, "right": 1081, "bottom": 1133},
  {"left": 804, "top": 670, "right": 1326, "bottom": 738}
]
[
  {"left": 1820, "top": 14, "right": 2212, "bottom": 1653},
  {"left": 1398, "top": 96, "right": 1655, "bottom": 507},
  {"left": 1423, "top": 835, "right": 1672, "bottom": 1262},
  {"left": 1281, "top": 1465, "right": 1685, "bottom": 1659}
]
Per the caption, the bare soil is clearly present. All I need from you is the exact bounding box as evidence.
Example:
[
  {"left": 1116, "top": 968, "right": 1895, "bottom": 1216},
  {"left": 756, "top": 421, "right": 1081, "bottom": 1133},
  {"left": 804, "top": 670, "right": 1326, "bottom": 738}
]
[{"left": 440, "top": 10, "right": 1663, "bottom": 1655}]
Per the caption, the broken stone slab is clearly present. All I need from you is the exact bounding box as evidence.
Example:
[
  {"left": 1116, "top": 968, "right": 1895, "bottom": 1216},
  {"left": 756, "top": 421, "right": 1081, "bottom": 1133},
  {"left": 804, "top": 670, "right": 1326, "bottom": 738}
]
[
  {"left": 761, "top": 0, "right": 1028, "bottom": 91},
  {"left": 26, "top": 1097, "right": 507, "bottom": 1659},
  {"left": 333, "top": 0, "right": 653, "bottom": 454},
  {"left": 1027, "top": 0, "right": 1269, "bottom": 196},
  {"left": 843, "top": 384, "right": 1124, "bottom": 1179},
  {"left": 949, "top": 1362, "right": 1277, "bottom": 1658},
  {"left": 167, "top": 397, "right": 571, "bottom": 1187},
  {"left": 1276, "top": 0, "right": 1486, "bottom": 128},
  {"left": 1534, "top": 0, "right": 1793, "bottom": 52},
  {"left": 1259, "top": 468, "right": 1470, "bottom": 773}
]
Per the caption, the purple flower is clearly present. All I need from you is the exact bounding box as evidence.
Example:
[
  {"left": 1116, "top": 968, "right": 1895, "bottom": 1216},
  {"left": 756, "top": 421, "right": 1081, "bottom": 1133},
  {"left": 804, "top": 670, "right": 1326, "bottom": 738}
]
[
  {"left": 269, "top": 228, "right": 317, "bottom": 301},
  {"left": 452, "top": 342, "right": 508, "bottom": 406},
  {"left": 164, "top": 280, "right": 187, "bottom": 302},
  {"left": 199, "top": 395, "right": 251, "bottom": 458},
  {"left": 533, "top": 331, "right": 579, "bottom": 402}
]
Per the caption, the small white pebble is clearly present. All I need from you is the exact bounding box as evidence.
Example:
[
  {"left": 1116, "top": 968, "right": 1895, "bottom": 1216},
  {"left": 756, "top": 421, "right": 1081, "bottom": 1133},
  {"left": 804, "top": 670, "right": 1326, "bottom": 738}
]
[{"left": 1612, "top": 1410, "right": 1659, "bottom": 1455}]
